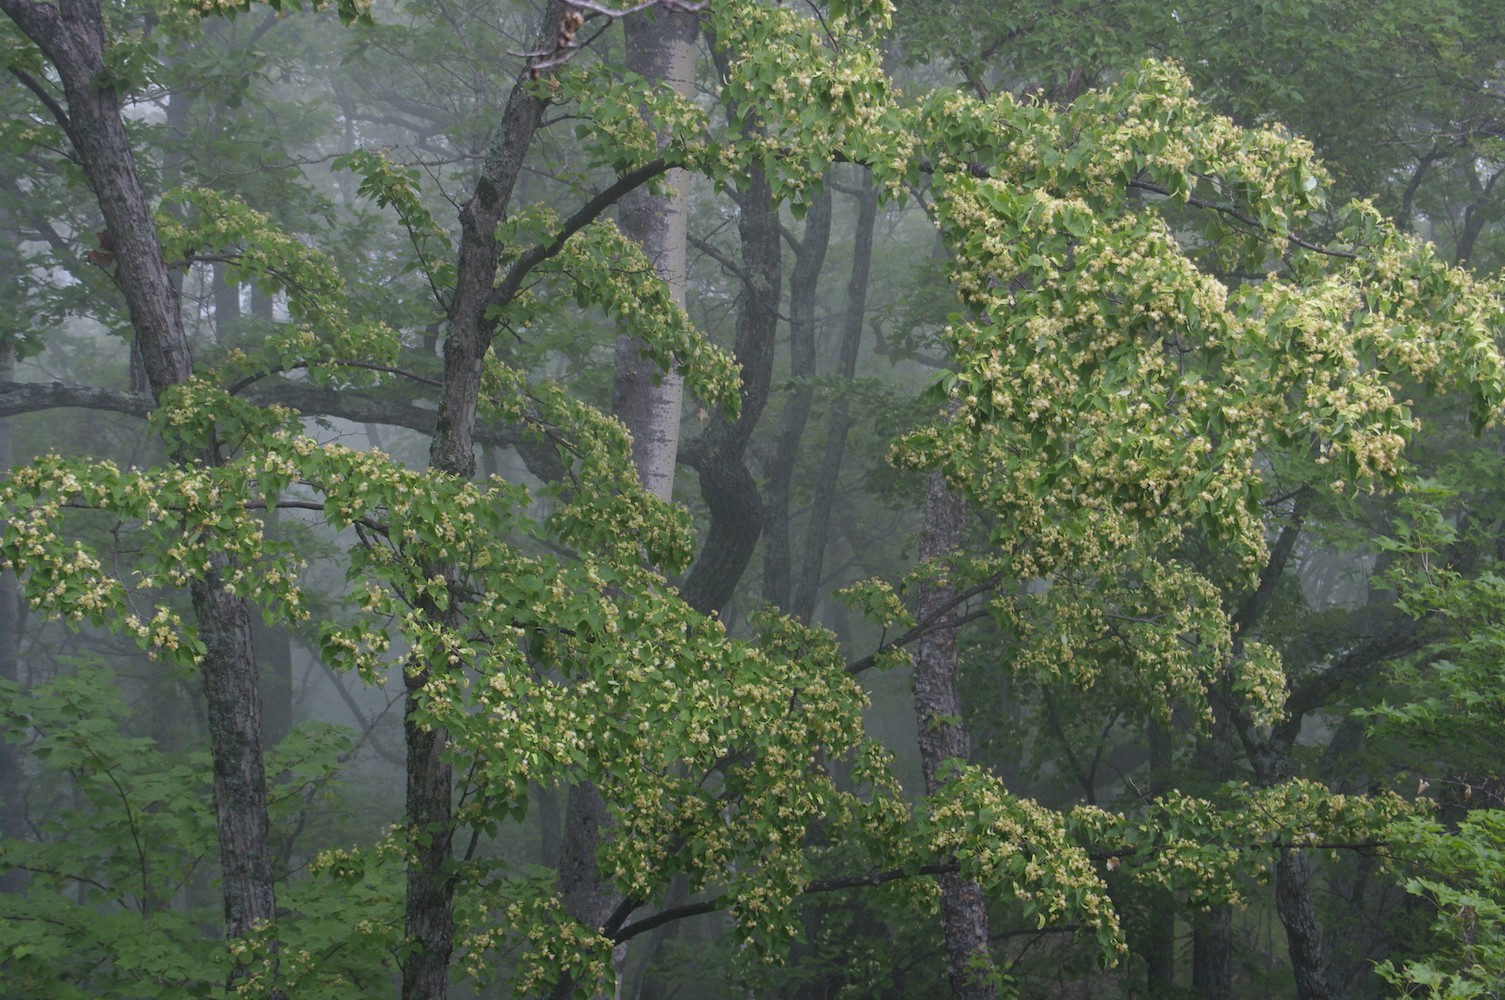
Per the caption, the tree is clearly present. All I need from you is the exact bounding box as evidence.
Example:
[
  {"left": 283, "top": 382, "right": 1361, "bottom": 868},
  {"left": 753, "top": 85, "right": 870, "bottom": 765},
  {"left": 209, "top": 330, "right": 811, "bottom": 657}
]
[
  {"left": 0, "top": 0, "right": 305, "bottom": 988},
  {"left": 3, "top": 1, "right": 1505, "bottom": 998}
]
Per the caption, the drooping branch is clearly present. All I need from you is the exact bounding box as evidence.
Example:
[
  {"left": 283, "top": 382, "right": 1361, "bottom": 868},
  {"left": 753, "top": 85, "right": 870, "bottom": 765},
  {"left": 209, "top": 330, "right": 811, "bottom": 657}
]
[
  {"left": 845, "top": 572, "right": 1004, "bottom": 674},
  {"left": 226, "top": 359, "right": 443, "bottom": 396},
  {"left": 607, "top": 834, "right": 1388, "bottom": 944},
  {"left": 0, "top": 378, "right": 470, "bottom": 437},
  {"left": 0, "top": 381, "right": 149, "bottom": 418},
  {"left": 489, "top": 157, "right": 673, "bottom": 310},
  {"left": 1127, "top": 178, "right": 1358, "bottom": 260}
]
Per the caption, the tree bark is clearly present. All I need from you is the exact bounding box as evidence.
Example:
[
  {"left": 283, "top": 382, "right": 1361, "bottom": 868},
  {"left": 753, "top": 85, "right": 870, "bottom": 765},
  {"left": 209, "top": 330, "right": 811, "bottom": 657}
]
[
  {"left": 1276, "top": 849, "right": 1334, "bottom": 1000},
  {"left": 0, "top": 0, "right": 279, "bottom": 982},
  {"left": 554, "top": 11, "right": 699, "bottom": 999},
  {"left": 678, "top": 161, "right": 781, "bottom": 616},
  {"left": 0, "top": 336, "right": 26, "bottom": 896},
  {"left": 608, "top": 6, "right": 698, "bottom": 501},
  {"left": 761, "top": 185, "right": 831, "bottom": 612},
  {"left": 790, "top": 168, "right": 876, "bottom": 622},
  {"left": 911, "top": 470, "right": 995, "bottom": 999},
  {"left": 252, "top": 616, "right": 293, "bottom": 747},
  {"left": 404, "top": 7, "right": 566, "bottom": 997},
  {"left": 1140, "top": 723, "right": 1176, "bottom": 993},
  {"left": 1192, "top": 706, "right": 1238, "bottom": 999},
  {"left": 213, "top": 261, "right": 243, "bottom": 344},
  {"left": 1221, "top": 501, "right": 1340, "bottom": 1000},
  {"left": 1231, "top": 620, "right": 1421, "bottom": 1000},
  {"left": 1192, "top": 905, "right": 1232, "bottom": 1000}
]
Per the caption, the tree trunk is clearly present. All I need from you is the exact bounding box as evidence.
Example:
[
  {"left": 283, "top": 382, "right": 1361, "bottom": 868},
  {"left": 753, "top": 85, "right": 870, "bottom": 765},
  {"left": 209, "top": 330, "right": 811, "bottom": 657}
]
[
  {"left": 190, "top": 570, "right": 277, "bottom": 949},
  {"left": 1223, "top": 502, "right": 1340, "bottom": 1000},
  {"left": 608, "top": 5, "right": 697, "bottom": 500},
  {"left": 911, "top": 471, "right": 995, "bottom": 1000},
  {"left": 1240, "top": 732, "right": 1336, "bottom": 1000},
  {"left": 0, "top": 0, "right": 279, "bottom": 983},
  {"left": 555, "top": 10, "right": 699, "bottom": 998},
  {"left": 219, "top": 247, "right": 289, "bottom": 749},
  {"left": 250, "top": 512, "right": 292, "bottom": 749},
  {"left": 678, "top": 160, "right": 781, "bottom": 616},
  {"left": 761, "top": 184, "right": 831, "bottom": 612},
  {"left": 213, "top": 261, "right": 243, "bottom": 344},
  {"left": 0, "top": 337, "right": 26, "bottom": 896},
  {"left": 252, "top": 617, "right": 293, "bottom": 747},
  {"left": 1140, "top": 723, "right": 1176, "bottom": 993},
  {"left": 1192, "top": 709, "right": 1238, "bottom": 1000},
  {"left": 401, "top": 653, "right": 458, "bottom": 1000},
  {"left": 251, "top": 284, "right": 274, "bottom": 323},
  {"left": 1275, "top": 849, "right": 1335, "bottom": 1000},
  {"left": 405, "top": 6, "right": 566, "bottom": 997},
  {"left": 1192, "top": 905, "right": 1233, "bottom": 1000},
  {"left": 790, "top": 168, "right": 876, "bottom": 622}
]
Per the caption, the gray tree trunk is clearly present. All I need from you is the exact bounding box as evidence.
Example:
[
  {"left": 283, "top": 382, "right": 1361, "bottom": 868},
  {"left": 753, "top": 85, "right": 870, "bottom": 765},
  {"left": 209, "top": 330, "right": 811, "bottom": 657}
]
[
  {"left": 911, "top": 471, "right": 996, "bottom": 999},
  {"left": 791, "top": 168, "right": 877, "bottom": 622},
  {"left": 216, "top": 270, "right": 291, "bottom": 748},
  {"left": 1192, "top": 719, "right": 1237, "bottom": 999},
  {"left": 1141, "top": 724, "right": 1176, "bottom": 993},
  {"left": 608, "top": 6, "right": 698, "bottom": 501},
  {"left": 1192, "top": 905, "right": 1233, "bottom": 999},
  {"left": 213, "top": 262, "right": 242, "bottom": 344},
  {"left": 0, "top": 0, "right": 279, "bottom": 987},
  {"left": 677, "top": 158, "right": 780, "bottom": 617},
  {"left": 555, "top": 10, "right": 699, "bottom": 998},
  {"left": 0, "top": 336, "right": 25, "bottom": 896},
  {"left": 1277, "top": 849, "right": 1335, "bottom": 1000},
  {"left": 761, "top": 184, "right": 830, "bottom": 612}
]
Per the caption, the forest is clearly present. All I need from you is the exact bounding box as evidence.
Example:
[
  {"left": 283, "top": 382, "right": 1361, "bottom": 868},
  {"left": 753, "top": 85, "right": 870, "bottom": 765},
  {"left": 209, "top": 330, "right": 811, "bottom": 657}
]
[{"left": 2, "top": 0, "right": 1504, "bottom": 997}]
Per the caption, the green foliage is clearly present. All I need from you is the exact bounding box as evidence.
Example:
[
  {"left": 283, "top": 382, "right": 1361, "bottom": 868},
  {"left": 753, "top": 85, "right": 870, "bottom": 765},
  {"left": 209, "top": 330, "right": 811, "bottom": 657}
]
[
  {"left": 1379, "top": 811, "right": 1505, "bottom": 999},
  {"left": 169, "top": 0, "right": 375, "bottom": 28},
  {"left": 6, "top": 0, "right": 1505, "bottom": 993},
  {"left": 157, "top": 187, "right": 404, "bottom": 388},
  {"left": 0, "top": 665, "right": 398, "bottom": 996},
  {"left": 333, "top": 149, "right": 457, "bottom": 298},
  {"left": 879, "top": 59, "right": 1505, "bottom": 746},
  {"left": 0, "top": 410, "right": 885, "bottom": 990},
  {"left": 489, "top": 210, "right": 743, "bottom": 419}
]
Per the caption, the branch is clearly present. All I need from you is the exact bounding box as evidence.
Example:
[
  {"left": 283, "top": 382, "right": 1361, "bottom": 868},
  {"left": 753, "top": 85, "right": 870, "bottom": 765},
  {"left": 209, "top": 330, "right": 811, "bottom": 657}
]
[
  {"left": 610, "top": 860, "right": 963, "bottom": 942},
  {"left": 563, "top": 0, "right": 705, "bottom": 14},
  {"left": 1231, "top": 487, "right": 1309, "bottom": 638},
  {"left": 0, "top": 378, "right": 523, "bottom": 452},
  {"left": 843, "top": 151, "right": 1361, "bottom": 262},
  {"left": 609, "top": 829, "right": 1387, "bottom": 944},
  {"left": 687, "top": 233, "right": 749, "bottom": 285},
  {"left": 1278, "top": 616, "right": 1423, "bottom": 741},
  {"left": 0, "top": 175, "right": 88, "bottom": 277},
  {"left": 846, "top": 573, "right": 1004, "bottom": 674},
  {"left": 611, "top": 898, "right": 719, "bottom": 941},
  {"left": 489, "top": 157, "right": 674, "bottom": 311},
  {"left": 516, "top": 0, "right": 707, "bottom": 77},
  {"left": 0, "top": 381, "right": 150, "bottom": 418},
  {"left": 225, "top": 359, "right": 442, "bottom": 397},
  {"left": 1127, "top": 178, "right": 1358, "bottom": 260},
  {"left": 8, "top": 66, "right": 81, "bottom": 155}
]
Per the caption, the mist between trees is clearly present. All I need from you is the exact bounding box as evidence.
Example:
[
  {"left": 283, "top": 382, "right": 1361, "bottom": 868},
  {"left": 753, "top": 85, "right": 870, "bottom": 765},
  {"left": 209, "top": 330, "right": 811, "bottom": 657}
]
[{"left": 2, "top": 0, "right": 1504, "bottom": 997}]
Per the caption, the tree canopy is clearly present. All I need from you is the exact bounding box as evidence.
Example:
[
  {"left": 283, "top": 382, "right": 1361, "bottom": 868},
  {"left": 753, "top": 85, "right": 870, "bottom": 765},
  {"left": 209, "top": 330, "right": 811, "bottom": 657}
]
[{"left": 2, "top": 0, "right": 1504, "bottom": 997}]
